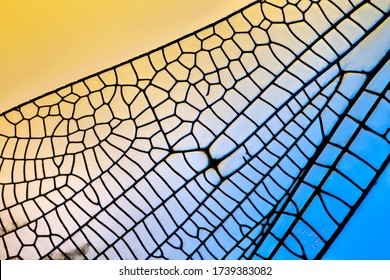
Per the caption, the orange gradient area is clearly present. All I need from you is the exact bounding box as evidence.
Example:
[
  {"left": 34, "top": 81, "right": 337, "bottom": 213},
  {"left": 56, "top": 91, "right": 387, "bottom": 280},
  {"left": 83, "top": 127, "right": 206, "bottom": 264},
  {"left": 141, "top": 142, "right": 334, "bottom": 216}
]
[{"left": 0, "top": 0, "right": 253, "bottom": 114}]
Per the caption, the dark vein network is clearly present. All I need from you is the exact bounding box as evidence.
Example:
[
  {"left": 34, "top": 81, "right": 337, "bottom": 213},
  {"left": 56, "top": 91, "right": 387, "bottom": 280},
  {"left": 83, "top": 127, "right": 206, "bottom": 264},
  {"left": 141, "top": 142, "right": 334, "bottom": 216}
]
[{"left": 0, "top": 0, "right": 389, "bottom": 260}]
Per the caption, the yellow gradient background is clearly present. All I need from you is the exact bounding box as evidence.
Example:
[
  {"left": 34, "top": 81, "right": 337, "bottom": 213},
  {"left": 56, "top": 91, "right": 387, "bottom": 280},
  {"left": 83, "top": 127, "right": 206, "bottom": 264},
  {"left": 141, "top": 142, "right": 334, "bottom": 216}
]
[{"left": 0, "top": 0, "right": 253, "bottom": 114}]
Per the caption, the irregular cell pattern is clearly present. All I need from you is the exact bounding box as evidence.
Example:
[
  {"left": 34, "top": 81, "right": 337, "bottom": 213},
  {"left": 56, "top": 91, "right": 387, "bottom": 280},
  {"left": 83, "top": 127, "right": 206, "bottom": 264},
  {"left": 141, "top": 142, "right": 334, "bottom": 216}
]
[{"left": 0, "top": 0, "right": 389, "bottom": 260}]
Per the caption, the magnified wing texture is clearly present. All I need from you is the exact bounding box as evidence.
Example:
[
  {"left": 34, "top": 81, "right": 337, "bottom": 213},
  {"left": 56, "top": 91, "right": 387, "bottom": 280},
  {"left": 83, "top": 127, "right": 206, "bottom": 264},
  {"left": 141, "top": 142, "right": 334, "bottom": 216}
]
[{"left": 0, "top": 0, "right": 389, "bottom": 259}]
